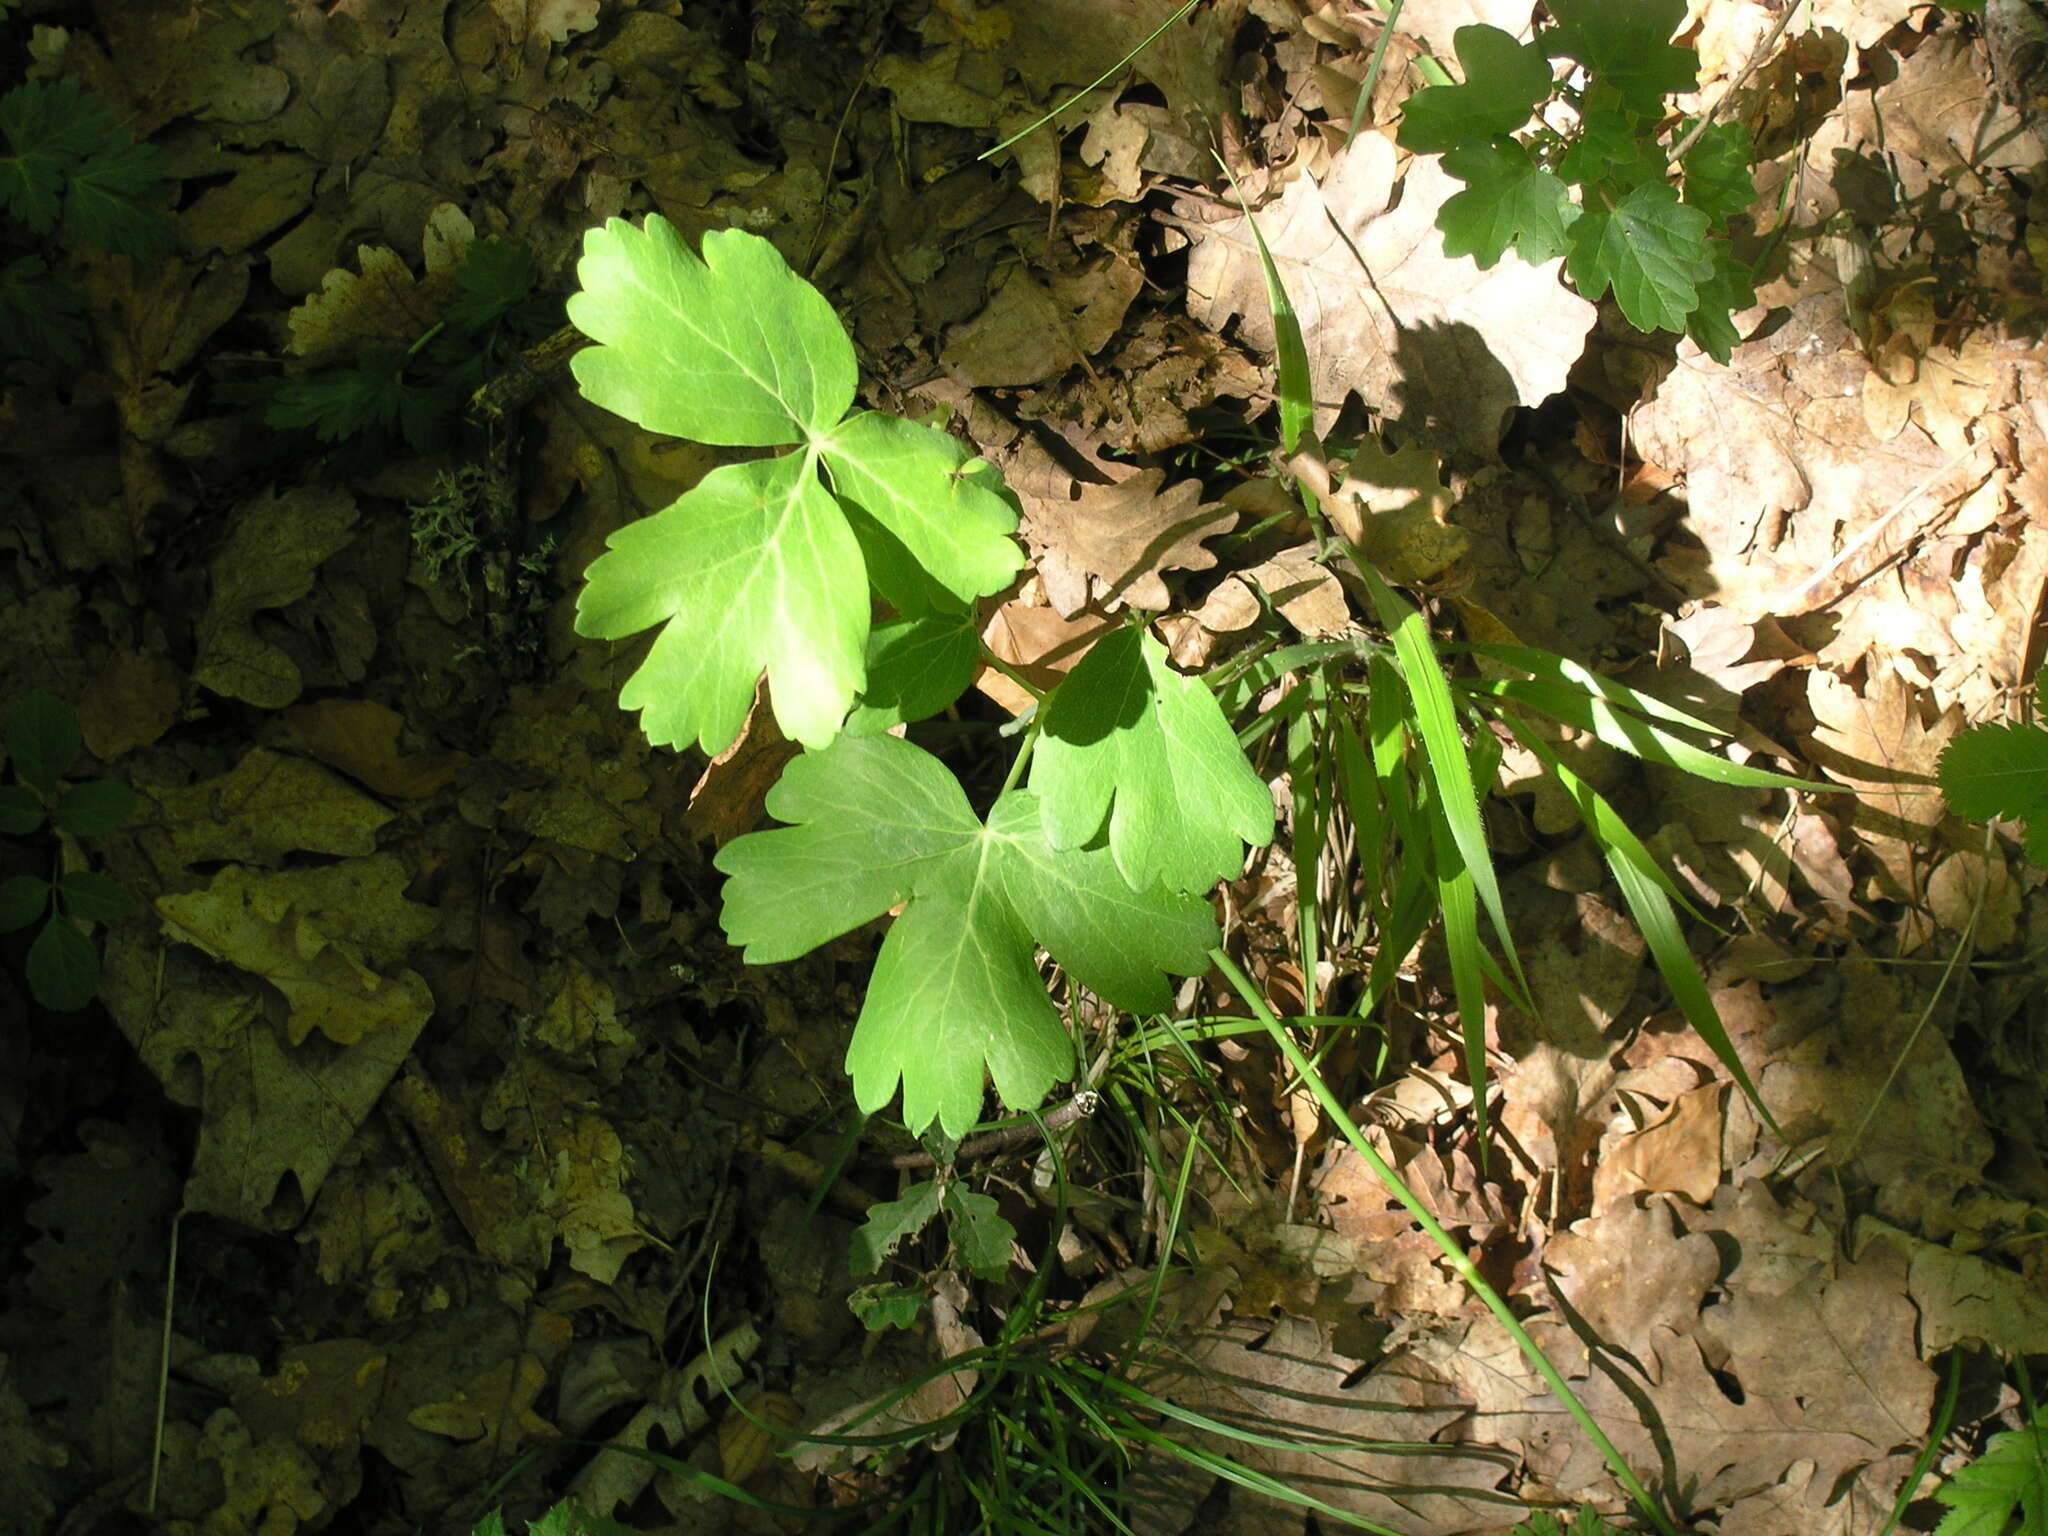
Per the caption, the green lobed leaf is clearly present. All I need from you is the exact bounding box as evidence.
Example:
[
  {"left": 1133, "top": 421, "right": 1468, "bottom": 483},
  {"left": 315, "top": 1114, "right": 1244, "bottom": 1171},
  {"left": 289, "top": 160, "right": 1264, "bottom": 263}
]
[
  {"left": 846, "top": 610, "right": 984, "bottom": 737},
  {"left": 1555, "top": 108, "right": 1643, "bottom": 186},
  {"left": 943, "top": 1184, "right": 1017, "bottom": 1282},
  {"left": 0, "top": 874, "right": 51, "bottom": 933},
  {"left": 444, "top": 238, "right": 536, "bottom": 333},
  {"left": 1931, "top": 1403, "right": 2047, "bottom": 1535},
  {"left": 1940, "top": 721, "right": 2048, "bottom": 828},
  {"left": 851, "top": 1180, "right": 944, "bottom": 1274},
  {"left": 848, "top": 1283, "right": 926, "bottom": 1332},
  {"left": 26, "top": 915, "right": 100, "bottom": 1011},
  {"left": 1032, "top": 626, "right": 1275, "bottom": 895},
  {"left": 576, "top": 454, "right": 868, "bottom": 753},
  {"left": 567, "top": 217, "right": 855, "bottom": 446},
  {"left": 1395, "top": 26, "right": 1553, "bottom": 155},
  {"left": 1564, "top": 182, "right": 1712, "bottom": 335},
  {"left": 1685, "top": 242, "right": 1757, "bottom": 365},
  {"left": 1542, "top": 0, "right": 1697, "bottom": 117},
  {"left": 0, "top": 80, "right": 109, "bottom": 235},
  {"left": 265, "top": 352, "right": 413, "bottom": 444},
  {"left": 716, "top": 734, "right": 1216, "bottom": 1136},
  {"left": 818, "top": 411, "right": 1023, "bottom": 604},
  {"left": 1681, "top": 120, "right": 1759, "bottom": 223},
  {"left": 62, "top": 136, "right": 173, "bottom": 256},
  {"left": 1438, "top": 140, "right": 1576, "bottom": 267},
  {"left": 7, "top": 690, "right": 79, "bottom": 792},
  {"left": 54, "top": 779, "right": 136, "bottom": 837},
  {"left": 56, "top": 870, "right": 133, "bottom": 922}
]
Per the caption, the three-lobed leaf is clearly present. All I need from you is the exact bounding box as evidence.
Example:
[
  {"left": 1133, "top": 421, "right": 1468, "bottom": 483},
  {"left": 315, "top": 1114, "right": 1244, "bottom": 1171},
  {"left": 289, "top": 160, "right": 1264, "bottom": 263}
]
[
  {"left": 1564, "top": 183, "right": 1711, "bottom": 336},
  {"left": 1032, "top": 626, "right": 1274, "bottom": 895},
  {"left": 1542, "top": 0, "right": 1697, "bottom": 117},
  {"left": 567, "top": 217, "right": 1022, "bottom": 754},
  {"left": 568, "top": 217, "right": 855, "bottom": 445},
  {"left": 716, "top": 734, "right": 1217, "bottom": 1137},
  {"left": 1438, "top": 141, "right": 1575, "bottom": 267},
  {"left": 578, "top": 454, "right": 868, "bottom": 752},
  {"left": 1395, "top": 26, "right": 1552, "bottom": 155}
]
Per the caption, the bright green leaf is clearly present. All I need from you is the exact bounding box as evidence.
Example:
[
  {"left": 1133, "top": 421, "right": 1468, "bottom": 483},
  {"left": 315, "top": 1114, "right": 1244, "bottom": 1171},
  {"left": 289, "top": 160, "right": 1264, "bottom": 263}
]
[
  {"left": 1931, "top": 1402, "right": 2047, "bottom": 1536},
  {"left": 27, "top": 916, "right": 99, "bottom": 1011},
  {"left": 849, "top": 1283, "right": 926, "bottom": 1332},
  {"left": 56, "top": 870, "right": 133, "bottom": 922},
  {"left": 1941, "top": 720, "right": 2048, "bottom": 856},
  {"left": 54, "top": 779, "right": 136, "bottom": 837},
  {"left": 1565, "top": 182, "right": 1712, "bottom": 335},
  {"left": 567, "top": 217, "right": 854, "bottom": 446},
  {"left": 943, "top": 1184, "right": 1017, "bottom": 1281},
  {"left": 818, "top": 410, "right": 1023, "bottom": 603},
  {"left": 1438, "top": 140, "right": 1575, "bottom": 267},
  {"left": 1396, "top": 26, "right": 1552, "bottom": 155},
  {"left": 1543, "top": 0, "right": 1697, "bottom": 116},
  {"left": 577, "top": 454, "right": 868, "bottom": 753},
  {"left": 851, "top": 1180, "right": 944, "bottom": 1274},
  {"left": 716, "top": 734, "right": 1216, "bottom": 1136},
  {"left": 1032, "top": 626, "right": 1274, "bottom": 895},
  {"left": 7, "top": 690, "right": 79, "bottom": 792},
  {"left": 0, "top": 874, "right": 50, "bottom": 933},
  {"left": 847, "top": 611, "right": 983, "bottom": 736}
]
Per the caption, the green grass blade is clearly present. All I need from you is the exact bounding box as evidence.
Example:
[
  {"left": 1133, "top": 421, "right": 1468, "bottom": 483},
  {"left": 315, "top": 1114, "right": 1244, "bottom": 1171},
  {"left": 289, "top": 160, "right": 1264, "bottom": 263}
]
[
  {"left": 1361, "top": 565, "right": 1530, "bottom": 1008},
  {"left": 1467, "top": 676, "right": 1831, "bottom": 792},
  {"left": 1433, "top": 854, "right": 1493, "bottom": 1163},
  {"left": 1214, "top": 153, "right": 1313, "bottom": 452},
  {"left": 1529, "top": 735, "right": 1787, "bottom": 1142}
]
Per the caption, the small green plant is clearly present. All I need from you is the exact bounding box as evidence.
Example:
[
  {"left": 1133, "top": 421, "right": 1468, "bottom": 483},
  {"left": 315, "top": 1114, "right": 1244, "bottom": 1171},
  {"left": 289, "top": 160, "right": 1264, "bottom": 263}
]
[
  {"left": 1394, "top": 0, "right": 1760, "bottom": 361},
  {"left": 1513, "top": 1507, "right": 1628, "bottom": 1536},
  {"left": 1929, "top": 1399, "right": 2048, "bottom": 1536},
  {"left": 0, "top": 76, "right": 174, "bottom": 362},
  {"left": 0, "top": 691, "right": 137, "bottom": 1010},
  {"left": 1938, "top": 668, "right": 2048, "bottom": 863},
  {"left": 469, "top": 1497, "right": 636, "bottom": 1535}
]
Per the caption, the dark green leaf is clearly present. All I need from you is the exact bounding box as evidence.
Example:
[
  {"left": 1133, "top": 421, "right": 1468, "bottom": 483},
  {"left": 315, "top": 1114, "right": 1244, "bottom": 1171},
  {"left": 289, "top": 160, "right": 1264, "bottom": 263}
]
[
  {"left": 943, "top": 1184, "right": 1017, "bottom": 1281},
  {"left": 56, "top": 870, "right": 133, "bottom": 922},
  {"left": 27, "top": 916, "right": 100, "bottom": 1011},
  {"left": 0, "top": 874, "right": 51, "bottom": 933},
  {"left": 0, "top": 783, "right": 45, "bottom": 835},
  {"left": 53, "top": 779, "right": 136, "bottom": 837},
  {"left": 1555, "top": 108, "right": 1643, "bottom": 185},
  {"left": 7, "top": 690, "right": 79, "bottom": 792},
  {"left": 1395, "top": 26, "right": 1552, "bottom": 155},
  {"left": 1543, "top": 0, "right": 1697, "bottom": 116},
  {"left": 265, "top": 353, "right": 412, "bottom": 443},
  {"left": 1684, "top": 243, "right": 1757, "bottom": 364},
  {"left": 445, "top": 238, "right": 536, "bottom": 333},
  {"left": 1681, "top": 120, "right": 1759, "bottom": 222},
  {"left": 1564, "top": 182, "right": 1712, "bottom": 335},
  {"left": 0, "top": 79, "right": 110, "bottom": 235},
  {"left": 1438, "top": 140, "right": 1575, "bottom": 267},
  {"left": 63, "top": 136, "right": 173, "bottom": 256}
]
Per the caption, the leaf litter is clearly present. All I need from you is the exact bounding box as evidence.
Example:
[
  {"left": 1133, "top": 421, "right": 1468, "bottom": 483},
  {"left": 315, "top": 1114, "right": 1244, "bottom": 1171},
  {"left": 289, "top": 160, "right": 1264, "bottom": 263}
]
[{"left": 0, "top": 0, "right": 2045, "bottom": 1532}]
